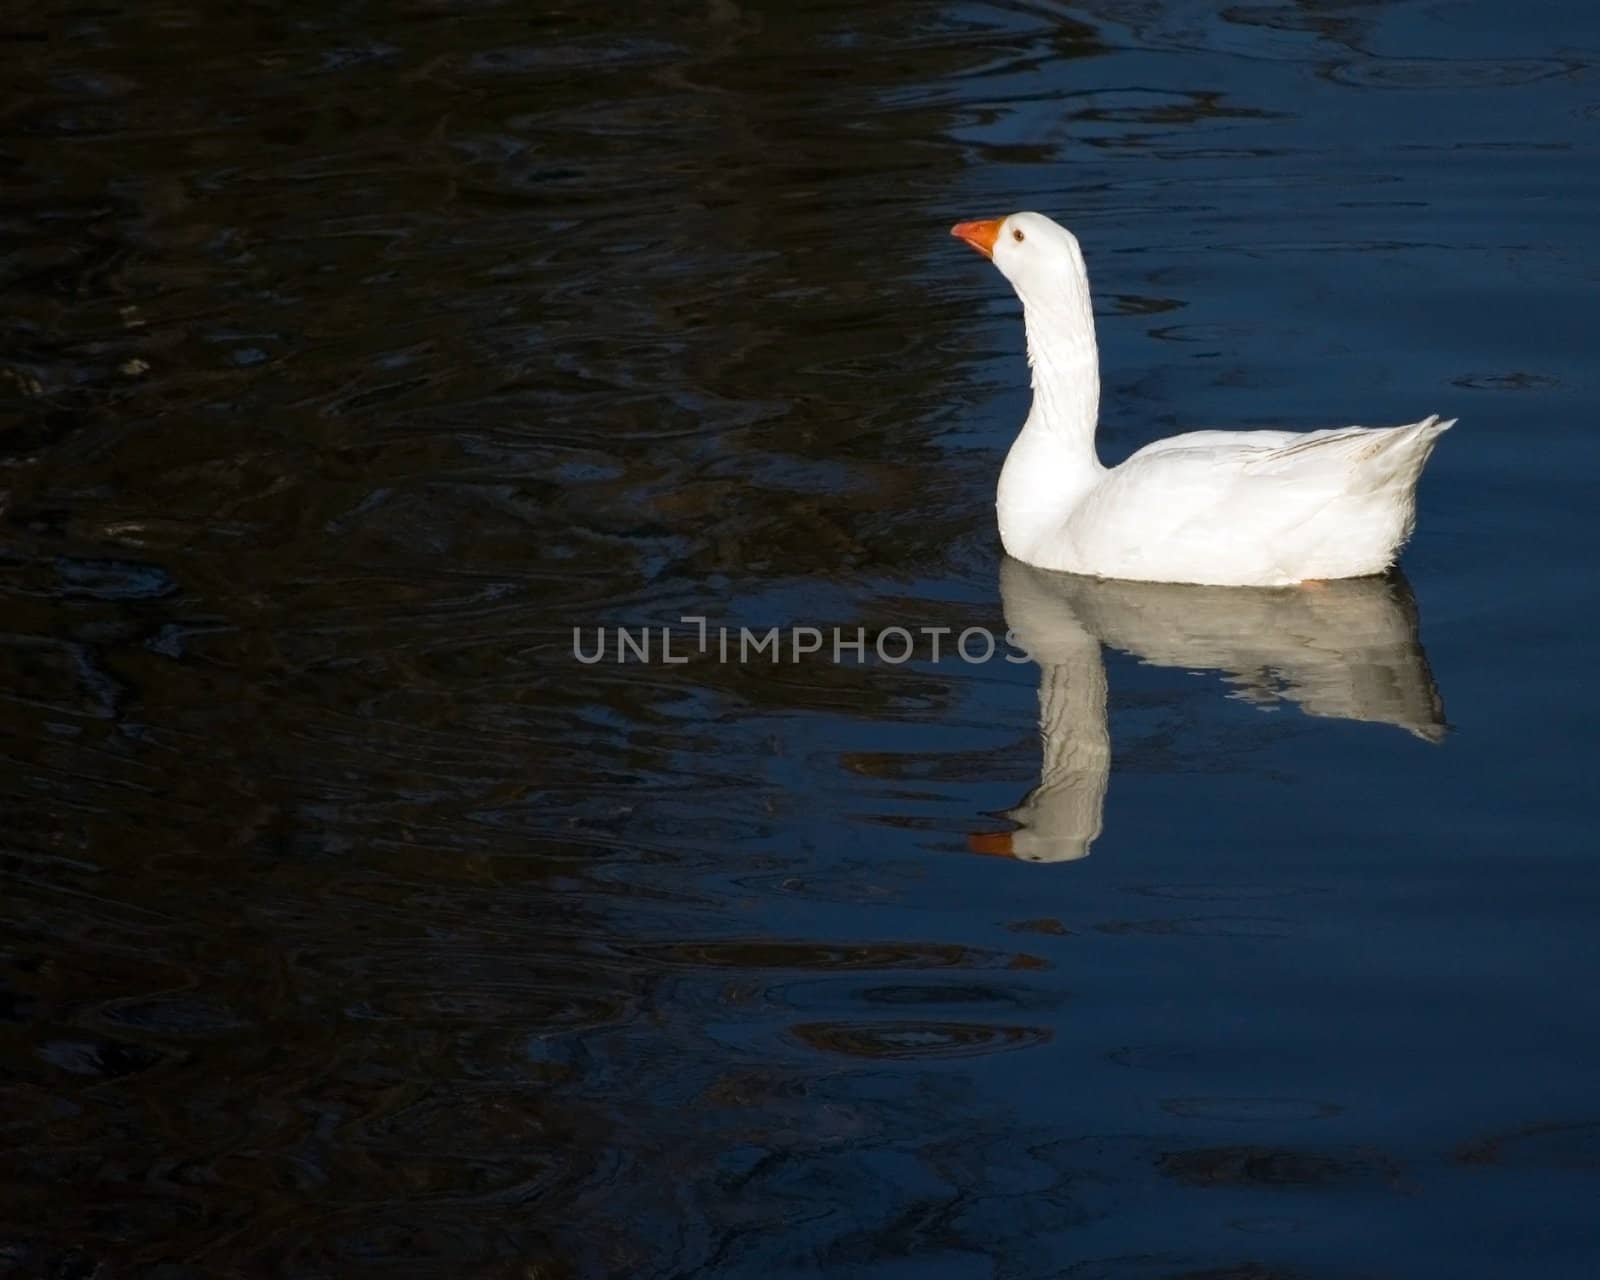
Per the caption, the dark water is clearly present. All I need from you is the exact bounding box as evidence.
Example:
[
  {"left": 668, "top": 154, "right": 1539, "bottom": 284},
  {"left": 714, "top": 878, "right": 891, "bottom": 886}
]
[{"left": 3, "top": 1, "right": 1598, "bottom": 1275}]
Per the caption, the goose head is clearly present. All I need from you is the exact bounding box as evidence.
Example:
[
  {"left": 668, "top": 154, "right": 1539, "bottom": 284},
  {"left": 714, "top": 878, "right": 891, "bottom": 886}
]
[
  {"left": 950, "top": 211, "right": 1089, "bottom": 305},
  {"left": 950, "top": 210, "right": 1101, "bottom": 443}
]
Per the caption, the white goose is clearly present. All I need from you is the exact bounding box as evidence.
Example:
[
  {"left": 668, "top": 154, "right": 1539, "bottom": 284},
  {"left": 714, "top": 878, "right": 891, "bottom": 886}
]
[{"left": 951, "top": 212, "right": 1453, "bottom": 587}]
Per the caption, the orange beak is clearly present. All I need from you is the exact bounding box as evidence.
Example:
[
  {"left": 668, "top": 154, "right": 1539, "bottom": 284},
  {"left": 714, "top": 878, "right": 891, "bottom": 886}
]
[
  {"left": 951, "top": 218, "right": 1004, "bottom": 260},
  {"left": 967, "top": 830, "right": 1016, "bottom": 858}
]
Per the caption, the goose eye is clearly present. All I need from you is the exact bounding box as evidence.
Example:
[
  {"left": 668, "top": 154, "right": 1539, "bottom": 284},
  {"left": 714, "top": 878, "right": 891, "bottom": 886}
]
[{"left": 1012, "top": 228, "right": 1025, "bottom": 242}]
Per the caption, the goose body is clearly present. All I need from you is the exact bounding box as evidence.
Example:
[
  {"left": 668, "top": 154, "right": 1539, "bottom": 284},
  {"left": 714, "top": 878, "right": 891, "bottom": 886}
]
[{"left": 953, "top": 212, "right": 1453, "bottom": 587}]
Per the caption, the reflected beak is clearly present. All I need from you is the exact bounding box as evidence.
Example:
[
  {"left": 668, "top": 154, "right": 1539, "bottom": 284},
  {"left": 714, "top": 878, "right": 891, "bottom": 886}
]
[
  {"left": 950, "top": 218, "right": 1004, "bottom": 260},
  {"left": 967, "top": 830, "right": 1016, "bottom": 858}
]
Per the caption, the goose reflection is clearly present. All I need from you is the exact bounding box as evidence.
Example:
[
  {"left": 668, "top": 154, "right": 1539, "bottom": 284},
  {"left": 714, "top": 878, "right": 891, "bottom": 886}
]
[{"left": 973, "top": 558, "right": 1447, "bottom": 862}]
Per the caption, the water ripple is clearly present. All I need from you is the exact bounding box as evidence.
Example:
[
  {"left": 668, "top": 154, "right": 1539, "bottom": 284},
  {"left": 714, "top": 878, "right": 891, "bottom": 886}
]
[{"left": 790, "top": 1019, "right": 1051, "bottom": 1060}]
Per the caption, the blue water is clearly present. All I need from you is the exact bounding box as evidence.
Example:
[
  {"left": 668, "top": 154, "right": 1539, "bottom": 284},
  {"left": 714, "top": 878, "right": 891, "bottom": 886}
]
[{"left": 2, "top": 1, "right": 1598, "bottom": 1275}]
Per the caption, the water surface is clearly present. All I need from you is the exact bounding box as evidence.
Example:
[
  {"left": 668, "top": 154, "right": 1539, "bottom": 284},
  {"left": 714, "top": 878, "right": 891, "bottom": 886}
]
[{"left": 3, "top": 1, "right": 1599, "bottom": 1276}]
